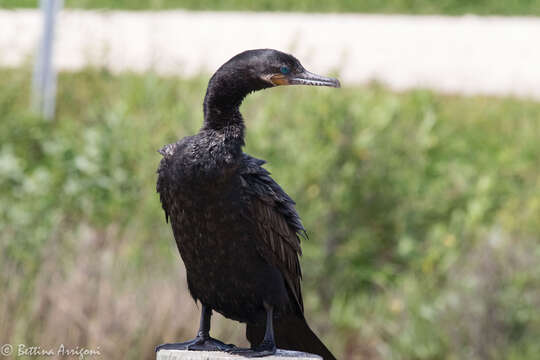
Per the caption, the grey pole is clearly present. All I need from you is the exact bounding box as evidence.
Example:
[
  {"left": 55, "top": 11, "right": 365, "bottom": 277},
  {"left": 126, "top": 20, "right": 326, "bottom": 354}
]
[{"left": 32, "top": 0, "right": 63, "bottom": 120}]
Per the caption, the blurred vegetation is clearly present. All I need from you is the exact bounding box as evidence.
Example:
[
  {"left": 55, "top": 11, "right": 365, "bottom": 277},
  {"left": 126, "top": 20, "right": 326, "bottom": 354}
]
[
  {"left": 3, "top": 0, "right": 540, "bottom": 15},
  {"left": 1, "top": 66, "right": 540, "bottom": 360}
]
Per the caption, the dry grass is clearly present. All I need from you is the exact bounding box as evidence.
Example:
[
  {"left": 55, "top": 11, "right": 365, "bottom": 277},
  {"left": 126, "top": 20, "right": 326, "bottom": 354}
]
[{"left": 1, "top": 222, "right": 252, "bottom": 359}]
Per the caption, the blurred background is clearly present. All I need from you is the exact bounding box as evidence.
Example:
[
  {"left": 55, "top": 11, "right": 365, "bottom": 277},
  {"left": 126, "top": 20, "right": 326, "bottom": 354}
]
[{"left": 1, "top": 1, "right": 540, "bottom": 359}]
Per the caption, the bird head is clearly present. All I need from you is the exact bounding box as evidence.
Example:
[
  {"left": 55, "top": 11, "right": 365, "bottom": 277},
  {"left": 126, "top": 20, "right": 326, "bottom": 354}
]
[
  {"left": 213, "top": 49, "right": 341, "bottom": 94},
  {"left": 254, "top": 49, "right": 340, "bottom": 88}
]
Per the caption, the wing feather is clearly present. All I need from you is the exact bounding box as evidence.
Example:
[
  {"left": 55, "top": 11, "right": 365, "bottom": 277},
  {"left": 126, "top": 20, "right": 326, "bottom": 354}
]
[{"left": 241, "top": 154, "right": 306, "bottom": 312}]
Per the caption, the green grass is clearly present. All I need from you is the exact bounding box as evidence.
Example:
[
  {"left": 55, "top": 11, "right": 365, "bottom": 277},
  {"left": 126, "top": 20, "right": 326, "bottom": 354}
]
[
  {"left": 1, "top": 67, "right": 540, "bottom": 359},
  {"left": 2, "top": 0, "right": 540, "bottom": 15}
]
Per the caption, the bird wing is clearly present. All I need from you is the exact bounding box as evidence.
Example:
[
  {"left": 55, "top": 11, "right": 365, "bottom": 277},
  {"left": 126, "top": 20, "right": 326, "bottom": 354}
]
[
  {"left": 240, "top": 154, "right": 306, "bottom": 313},
  {"left": 156, "top": 156, "right": 170, "bottom": 223},
  {"left": 156, "top": 141, "right": 182, "bottom": 223}
]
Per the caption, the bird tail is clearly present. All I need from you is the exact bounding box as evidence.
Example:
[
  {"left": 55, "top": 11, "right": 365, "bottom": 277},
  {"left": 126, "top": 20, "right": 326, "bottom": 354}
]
[{"left": 247, "top": 315, "right": 336, "bottom": 360}]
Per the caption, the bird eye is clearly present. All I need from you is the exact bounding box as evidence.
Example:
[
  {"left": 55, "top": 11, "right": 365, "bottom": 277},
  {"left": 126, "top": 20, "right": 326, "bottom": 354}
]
[{"left": 280, "top": 66, "right": 290, "bottom": 74}]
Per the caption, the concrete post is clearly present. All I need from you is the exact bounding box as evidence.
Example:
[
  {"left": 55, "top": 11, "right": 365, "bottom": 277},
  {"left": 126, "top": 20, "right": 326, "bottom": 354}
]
[{"left": 156, "top": 350, "right": 322, "bottom": 360}]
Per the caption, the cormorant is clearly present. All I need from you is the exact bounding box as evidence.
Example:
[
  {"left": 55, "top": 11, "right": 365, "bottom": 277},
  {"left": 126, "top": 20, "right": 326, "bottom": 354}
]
[{"left": 156, "top": 49, "right": 340, "bottom": 359}]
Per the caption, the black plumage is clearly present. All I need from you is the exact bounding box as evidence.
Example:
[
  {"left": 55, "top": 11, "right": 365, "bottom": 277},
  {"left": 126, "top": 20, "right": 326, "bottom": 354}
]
[{"left": 156, "top": 49, "right": 339, "bottom": 359}]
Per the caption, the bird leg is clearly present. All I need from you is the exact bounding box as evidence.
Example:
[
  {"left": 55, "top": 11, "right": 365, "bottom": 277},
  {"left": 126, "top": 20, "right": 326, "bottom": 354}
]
[
  {"left": 156, "top": 304, "right": 235, "bottom": 352},
  {"left": 229, "top": 303, "right": 277, "bottom": 357}
]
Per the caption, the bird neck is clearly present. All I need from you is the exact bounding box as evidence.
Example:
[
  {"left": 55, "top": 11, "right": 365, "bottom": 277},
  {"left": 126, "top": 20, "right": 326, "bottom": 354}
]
[
  {"left": 201, "top": 79, "right": 249, "bottom": 154},
  {"left": 202, "top": 74, "right": 249, "bottom": 131},
  {"left": 202, "top": 69, "right": 269, "bottom": 132},
  {"left": 202, "top": 98, "right": 245, "bottom": 131},
  {"left": 202, "top": 95, "right": 246, "bottom": 151}
]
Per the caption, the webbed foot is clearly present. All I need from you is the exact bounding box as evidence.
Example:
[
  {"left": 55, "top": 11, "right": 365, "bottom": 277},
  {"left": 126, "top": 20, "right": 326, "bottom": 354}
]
[
  {"left": 228, "top": 340, "right": 277, "bottom": 357},
  {"left": 156, "top": 336, "right": 235, "bottom": 352}
]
